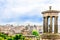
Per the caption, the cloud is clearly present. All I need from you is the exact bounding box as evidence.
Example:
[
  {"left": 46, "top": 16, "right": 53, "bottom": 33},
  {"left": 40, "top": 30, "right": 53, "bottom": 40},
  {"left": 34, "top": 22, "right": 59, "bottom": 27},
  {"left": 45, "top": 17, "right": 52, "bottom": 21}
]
[{"left": 0, "top": 0, "right": 60, "bottom": 25}]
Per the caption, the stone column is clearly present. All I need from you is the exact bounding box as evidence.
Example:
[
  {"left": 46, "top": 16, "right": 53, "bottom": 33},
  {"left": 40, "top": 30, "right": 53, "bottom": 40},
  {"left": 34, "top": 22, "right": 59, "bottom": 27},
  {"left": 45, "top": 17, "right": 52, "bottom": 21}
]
[
  {"left": 49, "top": 16, "right": 52, "bottom": 33},
  {"left": 43, "top": 17, "right": 45, "bottom": 33},
  {"left": 54, "top": 16, "right": 58, "bottom": 33},
  {"left": 45, "top": 16, "right": 48, "bottom": 33}
]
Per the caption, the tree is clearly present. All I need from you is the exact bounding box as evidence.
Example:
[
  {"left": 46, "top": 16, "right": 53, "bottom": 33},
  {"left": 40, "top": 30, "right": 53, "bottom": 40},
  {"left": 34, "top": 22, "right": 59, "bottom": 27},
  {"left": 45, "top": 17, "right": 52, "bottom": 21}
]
[
  {"left": 0, "top": 37, "right": 4, "bottom": 40},
  {"left": 0, "top": 33, "right": 25, "bottom": 40},
  {"left": 32, "top": 29, "right": 39, "bottom": 36},
  {"left": 13, "top": 34, "right": 25, "bottom": 40},
  {"left": 0, "top": 32, "right": 8, "bottom": 39},
  {"left": 32, "top": 30, "right": 40, "bottom": 40}
]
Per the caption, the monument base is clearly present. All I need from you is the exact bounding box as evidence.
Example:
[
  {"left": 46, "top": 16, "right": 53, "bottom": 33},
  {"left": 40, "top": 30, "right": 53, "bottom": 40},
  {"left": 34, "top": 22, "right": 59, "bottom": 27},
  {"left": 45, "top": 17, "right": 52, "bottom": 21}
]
[{"left": 41, "top": 33, "right": 60, "bottom": 40}]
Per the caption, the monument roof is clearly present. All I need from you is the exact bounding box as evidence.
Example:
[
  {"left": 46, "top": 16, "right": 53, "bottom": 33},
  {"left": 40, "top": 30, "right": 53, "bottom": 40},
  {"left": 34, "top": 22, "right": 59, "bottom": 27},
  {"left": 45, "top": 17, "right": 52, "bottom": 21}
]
[{"left": 42, "top": 6, "right": 60, "bottom": 14}]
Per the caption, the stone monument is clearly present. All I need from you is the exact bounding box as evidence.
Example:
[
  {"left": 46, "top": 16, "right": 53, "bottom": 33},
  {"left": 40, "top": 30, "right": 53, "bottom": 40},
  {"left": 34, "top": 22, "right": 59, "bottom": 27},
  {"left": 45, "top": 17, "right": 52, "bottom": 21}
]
[{"left": 41, "top": 6, "right": 60, "bottom": 40}]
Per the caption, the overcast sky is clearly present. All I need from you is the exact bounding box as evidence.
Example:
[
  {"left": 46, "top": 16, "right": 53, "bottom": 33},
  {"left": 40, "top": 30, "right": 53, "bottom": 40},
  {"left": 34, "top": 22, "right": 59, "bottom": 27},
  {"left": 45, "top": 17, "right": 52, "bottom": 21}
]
[
  {"left": 0, "top": 0, "right": 60, "bottom": 24},
  {"left": 0, "top": 0, "right": 60, "bottom": 25}
]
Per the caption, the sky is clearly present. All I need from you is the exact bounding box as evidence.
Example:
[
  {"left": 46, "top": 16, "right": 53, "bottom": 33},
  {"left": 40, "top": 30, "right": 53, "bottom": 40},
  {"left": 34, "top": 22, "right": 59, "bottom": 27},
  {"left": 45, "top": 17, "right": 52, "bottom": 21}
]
[
  {"left": 0, "top": 0, "right": 60, "bottom": 32},
  {"left": 0, "top": 0, "right": 60, "bottom": 25}
]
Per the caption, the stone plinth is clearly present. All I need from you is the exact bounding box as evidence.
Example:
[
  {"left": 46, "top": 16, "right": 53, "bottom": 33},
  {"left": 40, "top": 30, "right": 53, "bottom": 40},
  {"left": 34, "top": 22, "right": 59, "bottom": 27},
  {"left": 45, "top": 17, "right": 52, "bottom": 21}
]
[
  {"left": 41, "top": 33, "right": 60, "bottom": 40},
  {"left": 23, "top": 35, "right": 36, "bottom": 40}
]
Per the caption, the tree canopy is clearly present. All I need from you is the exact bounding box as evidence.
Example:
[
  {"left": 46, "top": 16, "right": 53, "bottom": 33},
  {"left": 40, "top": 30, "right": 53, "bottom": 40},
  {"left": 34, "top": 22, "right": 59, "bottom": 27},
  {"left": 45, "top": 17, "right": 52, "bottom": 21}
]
[{"left": 32, "top": 29, "right": 39, "bottom": 36}]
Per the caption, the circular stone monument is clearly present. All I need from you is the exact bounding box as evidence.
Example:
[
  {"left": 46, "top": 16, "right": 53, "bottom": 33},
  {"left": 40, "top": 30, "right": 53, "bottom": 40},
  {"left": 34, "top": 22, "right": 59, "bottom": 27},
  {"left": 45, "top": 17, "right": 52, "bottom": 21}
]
[{"left": 41, "top": 6, "right": 60, "bottom": 40}]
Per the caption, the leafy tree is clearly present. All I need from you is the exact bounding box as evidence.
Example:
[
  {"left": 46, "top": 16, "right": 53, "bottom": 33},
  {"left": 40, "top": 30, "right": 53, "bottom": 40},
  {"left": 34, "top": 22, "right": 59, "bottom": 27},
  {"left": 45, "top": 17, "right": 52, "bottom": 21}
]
[
  {"left": 0, "top": 32, "right": 8, "bottom": 39},
  {"left": 32, "top": 30, "right": 40, "bottom": 40},
  {"left": 32, "top": 29, "right": 39, "bottom": 36},
  {"left": 6, "top": 36, "right": 13, "bottom": 40},
  {"left": 0, "top": 33, "right": 25, "bottom": 40},
  {"left": 13, "top": 34, "right": 25, "bottom": 40},
  {"left": 0, "top": 37, "right": 4, "bottom": 40}
]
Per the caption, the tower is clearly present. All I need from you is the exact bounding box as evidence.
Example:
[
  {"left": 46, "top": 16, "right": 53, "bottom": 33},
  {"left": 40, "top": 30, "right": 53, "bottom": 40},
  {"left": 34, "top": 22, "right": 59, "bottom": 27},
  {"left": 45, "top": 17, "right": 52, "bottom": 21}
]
[
  {"left": 42, "top": 6, "right": 60, "bottom": 33},
  {"left": 41, "top": 6, "right": 60, "bottom": 40}
]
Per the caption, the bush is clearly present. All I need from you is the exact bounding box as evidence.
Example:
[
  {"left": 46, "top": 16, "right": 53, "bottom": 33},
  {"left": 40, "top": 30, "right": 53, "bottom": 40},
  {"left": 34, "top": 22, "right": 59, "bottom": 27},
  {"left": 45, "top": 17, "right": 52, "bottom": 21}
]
[
  {"left": 0, "top": 33, "right": 25, "bottom": 40},
  {"left": 32, "top": 29, "right": 39, "bottom": 36}
]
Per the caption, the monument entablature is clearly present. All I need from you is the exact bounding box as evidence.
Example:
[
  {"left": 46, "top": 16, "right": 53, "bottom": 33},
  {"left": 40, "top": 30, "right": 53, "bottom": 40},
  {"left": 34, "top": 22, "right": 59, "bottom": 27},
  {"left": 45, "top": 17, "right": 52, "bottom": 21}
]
[{"left": 43, "top": 13, "right": 58, "bottom": 17}]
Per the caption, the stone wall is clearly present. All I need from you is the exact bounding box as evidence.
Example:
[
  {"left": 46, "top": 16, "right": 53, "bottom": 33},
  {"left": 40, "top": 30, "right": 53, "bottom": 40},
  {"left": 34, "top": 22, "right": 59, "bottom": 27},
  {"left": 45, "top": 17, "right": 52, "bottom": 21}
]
[{"left": 23, "top": 35, "right": 37, "bottom": 40}]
